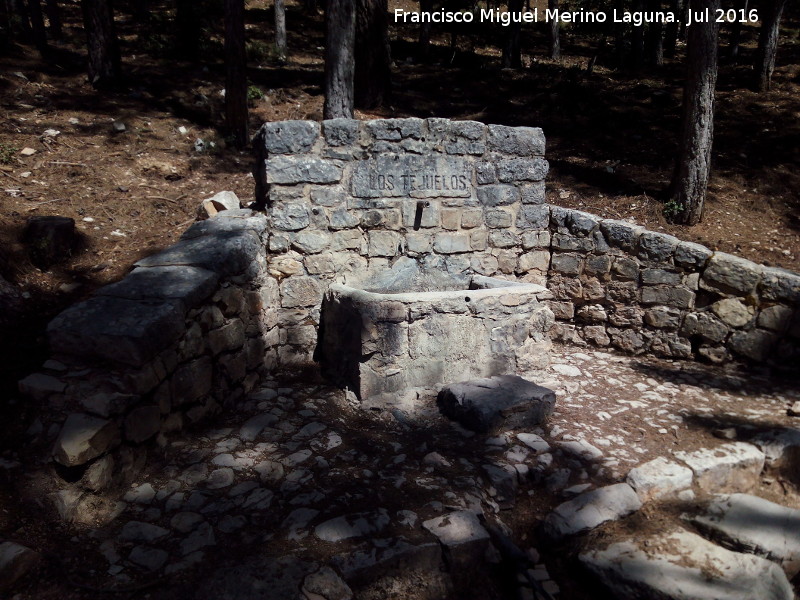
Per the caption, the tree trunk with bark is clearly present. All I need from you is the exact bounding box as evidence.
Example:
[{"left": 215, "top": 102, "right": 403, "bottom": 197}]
[
  {"left": 667, "top": 0, "right": 721, "bottom": 225},
  {"left": 754, "top": 0, "right": 786, "bottom": 91},
  {"left": 176, "top": 0, "right": 199, "bottom": 60},
  {"left": 324, "top": 0, "right": 355, "bottom": 118},
  {"left": 274, "top": 0, "right": 287, "bottom": 60},
  {"left": 418, "top": 0, "right": 432, "bottom": 60},
  {"left": 663, "top": 0, "right": 682, "bottom": 57},
  {"left": 10, "top": 0, "right": 32, "bottom": 39},
  {"left": 502, "top": 0, "right": 523, "bottom": 67},
  {"left": 728, "top": 0, "right": 747, "bottom": 60},
  {"left": 631, "top": 0, "right": 645, "bottom": 69},
  {"left": 27, "top": 0, "right": 47, "bottom": 54},
  {"left": 224, "top": 0, "right": 248, "bottom": 147},
  {"left": 45, "top": 0, "right": 62, "bottom": 39},
  {"left": 354, "top": 0, "right": 391, "bottom": 110},
  {"left": 645, "top": 0, "right": 663, "bottom": 66},
  {"left": 81, "top": 0, "right": 121, "bottom": 86},
  {"left": 548, "top": 0, "right": 561, "bottom": 59}
]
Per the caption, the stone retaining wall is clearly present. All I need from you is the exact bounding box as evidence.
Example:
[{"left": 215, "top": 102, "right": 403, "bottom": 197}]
[
  {"left": 18, "top": 210, "right": 276, "bottom": 501},
  {"left": 543, "top": 205, "right": 800, "bottom": 367}
]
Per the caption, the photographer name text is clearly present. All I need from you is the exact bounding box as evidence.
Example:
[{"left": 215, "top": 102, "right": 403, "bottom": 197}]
[{"left": 394, "top": 8, "right": 759, "bottom": 27}]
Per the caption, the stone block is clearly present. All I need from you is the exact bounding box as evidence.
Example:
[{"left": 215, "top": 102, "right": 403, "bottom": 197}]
[
  {"left": 550, "top": 253, "right": 583, "bottom": 276},
  {"left": 485, "top": 209, "right": 513, "bottom": 228},
  {"left": 486, "top": 124, "right": 545, "bottom": 156},
  {"left": 599, "top": 219, "right": 642, "bottom": 250},
  {"left": 496, "top": 158, "right": 549, "bottom": 182},
  {"left": 518, "top": 251, "right": 550, "bottom": 273},
  {"left": 0, "top": 542, "right": 40, "bottom": 593},
  {"left": 626, "top": 457, "right": 693, "bottom": 502},
  {"left": 585, "top": 254, "right": 612, "bottom": 275},
  {"left": 729, "top": 328, "right": 777, "bottom": 362},
  {"left": 208, "top": 320, "right": 246, "bottom": 355},
  {"left": 488, "top": 230, "right": 519, "bottom": 249},
  {"left": 477, "top": 184, "right": 519, "bottom": 207},
  {"left": 580, "top": 528, "right": 793, "bottom": 600},
  {"left": 543, "top": 483, "right": 641, "bottom": 541},
  {"left": 460, "top": 208, "right": 483, "bottom": 229},
  {"left": 440, "top": 208, "right": 461, "bottom": 230},
  {"left": 368, "top": 231, "right": 401, "bottom": 257},
  {"left": 644, "top": 306, "right": 682, "bottom": 329},
  {"left": 516, "top": 205, "right": 549, "bottom": 230},
  {"left": 641, "top": 286, "right": 694, "bottom": 308},
  {"left": 280, "top": 277, "right": 322, "bottom": 308},
  {"left": 640, "top": 268, "right": 681, "bottom": 286},
  {"left": 680, "top": 311, "right": 728, "bottom": 343},
  {"left": 292, "top": 231, "right": 330, "bottom": 254},
  {"left": 47, "top": 296, "right": 185, "bottom": 367},
  {"left": 711, "top": 298, "right": 754, "bottom": 327},
  {"left": 259, "top": 120, "right": 319, "bottom": 154},
  {"left": 434, "top": 233, "right": 471, "bottom": 254},
  {"left": 701, "top": 252, "right": 763, "bottom": 296},
  {"left": 521, "top": 231, "right": 550, "bottom": 249},
  {"left": 170, "top": 356, "right": 213, "bottom": 406},
  {"left": 18, "top": 373, "right": 66, "bottom": 401},
  {"left": 690, "top": 493, "right": 800, "bottom": 576},
  {"left": 551, "top": 232, "right": 594, "bottom": 252},
  {"left": 437, "top": 375, "right": 555, "bottom": 434},
  {"left": 124, "top": 405, "right": 161, "bottom": 444},
  {"left": 519, "top": 181, "right": 546, "bottom": 204},
  {"left": 135, "top": 230, "right": 261, "bottom": 277},
  {"left": 53, "top": 413, "right": 120, "bottom": 467},
  {"left": 675, "top": 240, "right": 712, "bottom": 269},
  {"left": 674, "top": 442, "right": 765, "bottom": 493},
  {"left": 322, "top": 118, "right": 359, "bottom": 146},
  {"left": 760, "top": 267, "right": 800, "bottom": 303},
  {"left": 475, "top": 162, "right": 496, "bottom": 184},
  {"left": 637, "top": 231, "right": 679, "bottom": 262},
  {"left": 422, "top": 511, "right": 490, "bottom": 568},
  {"left": 266, "top": 156, "right": 342, "bottom": 185},
  {"left": 758, "top": 304, "right": 793, "bottom": 331}
]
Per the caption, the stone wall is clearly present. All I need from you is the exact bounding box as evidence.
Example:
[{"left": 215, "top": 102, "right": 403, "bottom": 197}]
[
  {"left": 253, "top": 118, "right": 551, "bottom": 368},
  {"left": 255, "top": 118, "right": 800, "bottom": 370},
  {"left": 542, "top": 206, "right": 800, "bottom": 367},
  {"left": 18, "top": 210, "right": 276, "bottom": 505}
]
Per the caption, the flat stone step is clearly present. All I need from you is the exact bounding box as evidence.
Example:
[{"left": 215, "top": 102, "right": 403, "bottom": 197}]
[
  {"left": 542, "top": 483, "right": 641, "bottom": 541},
  {"left": 580, "top": 528, "right": 793, "bottom": 600},
  {"left": 689, "top": 493, "right": 800, "bottom": 576},
  {"left": 673, "top": 442, "right": 765, "bottom": 494}
]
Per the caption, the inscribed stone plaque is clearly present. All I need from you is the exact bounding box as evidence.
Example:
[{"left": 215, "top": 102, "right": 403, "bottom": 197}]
[{"left": 351, "top": 155, "right": 472, "bottom": 199}]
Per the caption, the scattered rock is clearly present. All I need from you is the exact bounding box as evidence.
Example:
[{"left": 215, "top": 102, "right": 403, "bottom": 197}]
[
  {"left": 437, "top": 375, "right": 556, "bottom": 434},
  {"left": 422, "top": 510, "right": 490, "bottom": 568},
  {"left": 119, "top": 521, "right": 170, "bottom": 543},
  {"left": 580, "top": 528, "right": 793, "bottom": 600},
  {"left": 787, "top": 402, "right": 800, "bottom": 417},
  {"left": 543, "top": 483, "right": 641, "bottom": 541},
  {"left": 315, "top": 509, "right": 390, "bottom": 543},
  {"left": 52, "top": 413, "right": 119, "bottom": 467},
  {"left": 129, "top": 546, "right": 168, "bottom": 571},
  {"left": 301, "top": 566, "right": 353, "bottom": 600},
  {"left": 626, "top": 457, "right": 693, "bottom": 503},
  {"left": 0, "top": 542, "right": 40, "bottom": 592}
]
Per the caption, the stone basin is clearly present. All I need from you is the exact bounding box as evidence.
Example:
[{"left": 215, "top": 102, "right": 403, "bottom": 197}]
[{"left": 316, "top": 263, "right": 554, "bottom": 407}]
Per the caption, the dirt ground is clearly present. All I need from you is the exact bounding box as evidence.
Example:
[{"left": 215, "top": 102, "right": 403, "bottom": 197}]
[{"left": 0, "top": 1, "right": 799, "bottom": 597}]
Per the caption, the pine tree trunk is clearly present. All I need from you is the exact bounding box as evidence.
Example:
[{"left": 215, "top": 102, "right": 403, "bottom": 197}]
[
  {"left": 45, "top": 0, "right": 61, "bottom": 39},
  {"left": 0, "top": 1, "right": 9, "bottom": 51},
  {"left": 10, "top": 0, "right": 32, "bottom": 39},
  {"left": 548, "top": 0, "right": 560, "bottom": 59},
  {"left": 274, "top": 0, "right": 287, "bottom": 60},
  {"left": 81, "top": 0, "right": 121, "bottom": 87},
  {"left": 668, "top": 0, "right": 720, "bottom": 225},
  {"left": 645, "top": 0, "right": 663, "bottom": 66},
  {"left": 324, "top": 0, "right": 355, "bottom": 119},
  {"left": 176, "top": 0, "right": 198, "bottom": 60},
  {"left": 354, "top": 0, "right": 391, "bottom": 110},
  {"left": 754, "top": 0, "right": 786, "bottom": 92},
  {"left": 663, "top": 0, "right": 682, "bottom": 57},
  {"left": 502, "top": 0, "right": 523, "bottom": 67},
  {"left": 27, "top": 0, "right": 47, "bottom": 53},
  {"left": 631, "top": 0, "right": 645, "bottom": 69},
  {"left": 418, "top": 0, "right": 432, "bottom": 60},
  {"left": 224, "top": 0, "right": 248, "bottom": 147},
  {"left": 728, "top": 0, "right": 747, "bottom": 60}
]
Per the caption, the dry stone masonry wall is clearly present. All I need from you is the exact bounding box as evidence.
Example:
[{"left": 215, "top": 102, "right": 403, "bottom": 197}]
[
  {"left": 254, "top": 118, "right": 552, "bottom": 369},
  {"left": 255, "top": 118, "right": 800, "bottom": 370},
  {"left": 18, "top": 210, "right": 276, "bottom": 501}
]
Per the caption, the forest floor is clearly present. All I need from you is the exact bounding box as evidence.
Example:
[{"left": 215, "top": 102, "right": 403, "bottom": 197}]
[{"left": 0, "top": 0, "right": 799, "bottom": 597}]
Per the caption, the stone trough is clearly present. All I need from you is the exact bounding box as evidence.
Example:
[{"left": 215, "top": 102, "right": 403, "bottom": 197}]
[{"left": 316, "top": 259, "right": 553, "bottom": 406}]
